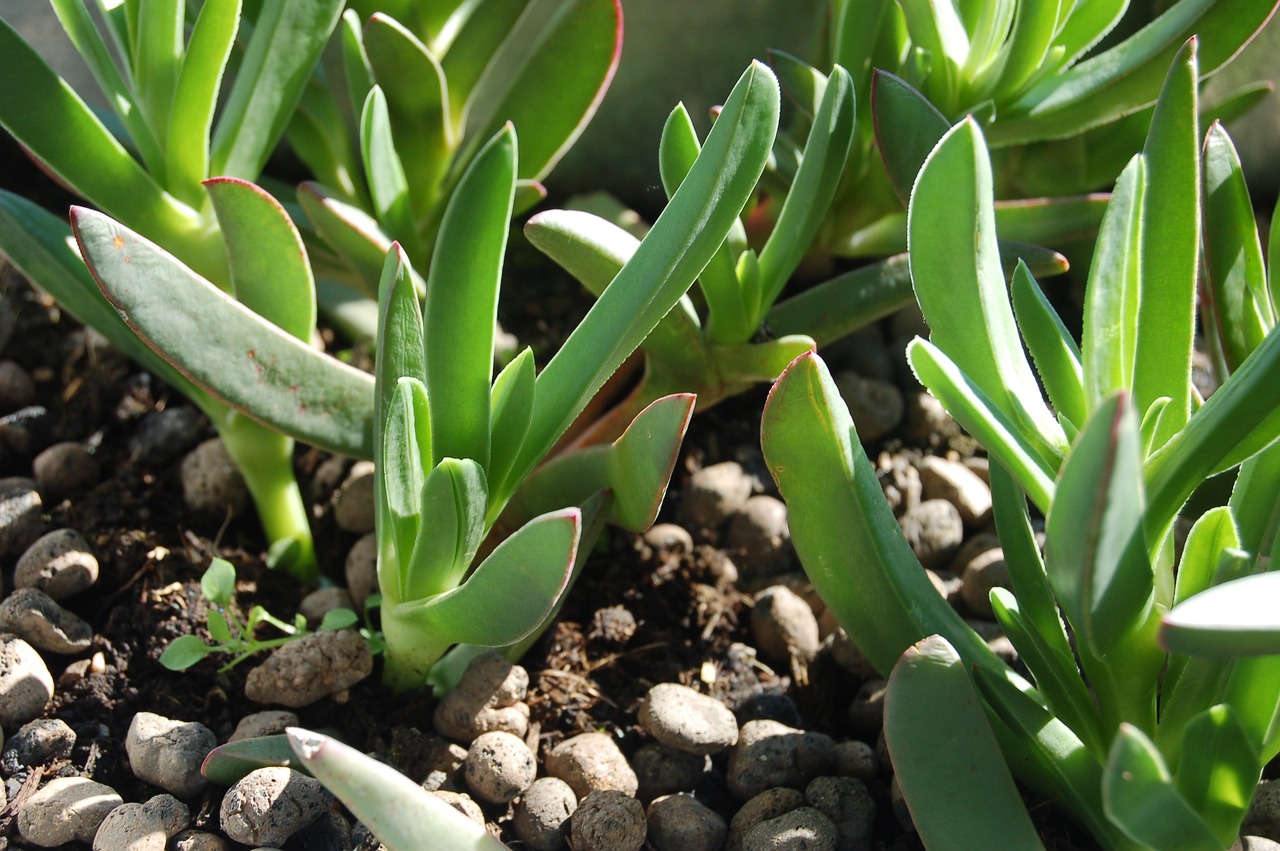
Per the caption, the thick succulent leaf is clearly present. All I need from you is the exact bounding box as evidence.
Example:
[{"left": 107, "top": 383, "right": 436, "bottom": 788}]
[
  {"left": 205, "top": 178, "right": 316, "bottom": 342},
  {"left": 760, "top": 352, "right": 993, "bottom": 675},
  {"left": 1044, "top": 394, "right": 1152, "bottom": 654},
  {"left": 1162, "top": 573, "right": 1280, "bottom": 657},
  {"left": 287, "top": 80, "right": 366, "bottom": 205},
  {"left": 710, "top": 338, "right": 816, "bottom": 386},
  {"left": 984, "top": 0, "right": 1062, "bottom": 101},
  {"left": 908, "top": 118, "right": 1067, "bottom": 469},
  {"left": 382, "top": 377, "right": 431, "bottom": 581},
  {"left": 360, "top": 87, "right": 420, "bottom": 256},
  {"left": 72, "top": 208, "right": 375, "bottom": 458},
  {"left": 885, "top": 635, "right": 1046, "bottom": 851},
  {"left": 769, "top": 49, "right": 828, "bottom": 119},
  {"left": 896, "top": 0, "right": 966, "bottom": 113},
  {"left": 988, "top": 462, "right": 1065, "bottom": 656},
  {"left": 403, "top": 458, "right": 488, "bottom": 602},
  {"left": 1173, "top": 507, "right": 1241, "bottom": 606},
  {"left": 424, "top": 126, "right": 515, "bottom": 470},
  {"left": 287, "top": 729, "right": 508, "bottom": 851},
  {"left": 1229, "top": 441, "right": 1280, "bottom": 567},
  {"left": 1174, "top": 705, "right": 1261, "bottom": 846},
  {"left": 1051, "top": 0, "right": 1126, "bottom": 70},
  {"left": 298, "top": 182, "right": 397, "bottom": 300},
  {"left": 134, "top": 0, "right": 183, "bottom": 151},
  {"left": 1010, "top": 262, "right": 1085, "bottom": 430},
  {"left": 202, "top": 734, "right": 315, "bottom": 786},
  {"left": 1102, "top": 724, "right": 1222, "bottom": 850},
  {"left": 871, "top": 69, "right": 950, "bottom": 206},
  {"left": 341, "top": 9, "right": 375, "bottom": 122},
  {"left": 488, "top": 348, "right": 536, "bottom": 500},
  {"left": 1202, "top": 121, "right": 1274, "bottom": 375},
  {"left": 210, "top": 0, "right": 346, "bottom": 180},
  {"left": 435, "top": 0, "right": 525, "bottom": 118},
  {"left": 767, "top": 254, "right": 915, "bottom": 346}
]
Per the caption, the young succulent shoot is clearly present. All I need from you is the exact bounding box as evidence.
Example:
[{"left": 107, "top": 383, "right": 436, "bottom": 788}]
[
  {"left": 763, "top": 41, "right": 1280, "bottom": 850},
  {"left": 0, "top": 2, "right": 353, "bottom": 580}
]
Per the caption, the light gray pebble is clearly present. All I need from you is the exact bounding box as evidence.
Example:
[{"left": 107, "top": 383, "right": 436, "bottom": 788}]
[
  {"left": 285, "top": 808, "right": 350, "bottom": 851},
  {"left": 126, "top": 712, "right": 216, "bottom": 798},
  {"left": 0, "top": 587, "right": 93, "bottom": 653},
  {"left": 728, "top": 787, "right": 805, "bottom": 851},
  {"left": 180, "top": 438, "right": 249, "bottom": 518},
  {"left": 131, "top": 406, "right": 205, "bottom": 466},
  {"left": 464, "top": 730, "right": 536, "bottom": 804},
  {"left": 835, "top": 371, "right": 904, "bottom": 442},
  {"left": 229, "top": 710, "right": 300, "bottom": 743},
  {"left": 646, "top": 793, "right": 727, "bottom": 851},
  {"left": 0, "top": 360, "right": 34, "bottom": 413},
  {"left": 917, "top": 455, "right": 992, "bottom": 526},
  {"left": 33, "top": 442, "right": 100, "bottom": 500},
  {"left": 0, "top": 476, "right": 46, "bottom": 557},
  {"left": 513, "top": 776, "right": 577, "bottom": 851},
  {"left": 298, "top": 587, "right": 355, "bottom": 625},
  {"left": 963, "top": 455, "right": 989, "bottom": 482},
  {"left": 960, "top": 547, "right": 1009, "bottom": 617},
  {"left": 640, "top": 683, "right": 739, "bottom": 755},
  {"left": 92, "top": 793, "right": 189, "bottom": 851},
  {"left": 344, "top": 532, "right": 378, "bottom": 609},
  {"left": 546, "top": 731, "right": 638, "bottom": 799},
  {"left": 681, "top": 461, "right": 755, "bottom": 530},
  {"left": 805, "top": 776, "right": 875, "bottom": 846},
  {"left": 1237, "top": 839, "right": 1280, "bottom": 851},
  {"left": 633, "top": 742, "right": 709, "bottom": 802},
  {"left": 640, "top": 523, "right": 695, "bottom": 557},
  {"left": 0, "top": 633, "right": 54, "bottom": 726},
  {"left": 833, "top": 740, "right": 877, "bottom": 781},
  {"left": 741, "top": 806, "right": 838, "bottom": 851},
  {"left": 172, "top": 830, "right": 230, "bottom": 851},
  {"left": 897, "top": 498, "right": 964, "bottom": 569},
  {"left": 433, "top": 652, "right": 530, "bottom": 743},
  {"left": 15, "top": 528, "right": 99, "bottom": 599},
  {"left": 432, "top": 789, "right": 486, "bottom": 826},
  {"left": 18, "top": 776, "right": 122, "bottom": 846},
  {"left": 1, "top": 717, "right": 74, "bottom": 774},
  {"left": 848, "top": 679, "right": 888, "bottom": 735},
  {"left": 751, "top": 585, "right": 820, "bottom": 665},
  {"left": 244, "top": 628, "right": 373, "bottom": 707},
  {"left": 570, "top": 789, "right": 646, "bottom": 851},
  {"left": 220, "top": 767, "right": 332, "bottom": 846},
  {"left": 728, "top": 720, "right": 837, "bottom": 801},
  {"left": 726, "top": 495, "right": 792, "bottom": 582},
  {"left": 333, "top": 461, "right": 375, "bottom": 533}
]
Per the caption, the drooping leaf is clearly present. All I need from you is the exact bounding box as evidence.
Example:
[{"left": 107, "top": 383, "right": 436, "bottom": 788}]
[{"left": 1162, "top": 573, "right": 1280, "bottom": 657}]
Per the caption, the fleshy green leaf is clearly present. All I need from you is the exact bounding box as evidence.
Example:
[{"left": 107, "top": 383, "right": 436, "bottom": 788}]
[
  {"left": 298, "top": 182, "right": 398, "bottom": 300},
  {"left": 402, "top": 459, "right": 488, "bottom": 602},
  {"left": 1174, "top": 705, "right": 1260, "bottom": 846},
  {"left": 1173, "top": 506, "right": 1241, "bottom": 606},
  {"left": 1162, "top": 573, "right": 1280, "bottom": 657},
  {"left": 487, "top": 348, "right": 537, "bottom": 499},
  {"left": 1102, "top": 724, "right": 1221, "bottom": 850},
  {"left": 382, "top": 377, "right": 431, "bottom": 577},
  {"left": 360, "top": 86, "right": 420, "bottom": 255},
  {"left": 203, "top": 734, "right": 316, "bottom": 785},
  {"left": 1010, "top": 261, "right": 1085, "bottom": 429},
  {"left": 871, "top": 69, "right": 950, "bottom": 206}
]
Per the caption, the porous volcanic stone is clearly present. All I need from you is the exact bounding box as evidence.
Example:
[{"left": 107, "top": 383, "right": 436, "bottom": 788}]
[
  {"left": 126, "top": 712, "right": 216, "bottom": 798},
  {"left": 513, "top": 776, "right": 577, "bottom": 851},
  {"left": 546, "top": 732, "right": 638, "bottom": 799},
  {"left": 463, "top": 730, "right": 536, "bottom": 804},
  {"left": 727, "top": 787, "right": 805, "bottom": 851},
  {"left": 0, "top": 633, "right": 54, "bottom": 726},
  {"left": 726, "top": 719, "right": 836, "bottom": 800},
  {"left": 0, "top": 587, "right": 93, "bottom": 654},
  {"left": 15, "top": 528, "right": 99, "bottom": 599},
  {"left": 180, "top": 438, "right": 249, "bottom": 518},
  {"left": 639, "top": 683, "right": 739, "bottom": 755},
  {"left": 18, "top": 776, "right": 122, "bottom": 846},
  {"left": 750, "top": 585, "right": 820, "bottom": 665},
  {"left": 0, "top": 476, "right": 45, "bottom": 556},
  {"left": 570, "top": 790, "right": 646, "bottom": 851},
  {"left": 219, "top": 767, "right": 332, "bottom": 846},
  {"left": 1, "top": 717, "right": 75, "bottom": 774},
  {"left": 645, "top": 793, "right": 727, "bottom": 851},
  {"left": 91, "top": 793, "right": 189, "bottom": 851},
  {"left": 741, "top": 806, "right": 838, "bottom": 851},
  {"left": 725, "top": 495, "right": 792, "bottom": 582},
  {"left": 681, "top": 461, "right": 755, "bottom": 530},
  {"left": 244, "top": 629, "right": 372, "bottom": 707}
]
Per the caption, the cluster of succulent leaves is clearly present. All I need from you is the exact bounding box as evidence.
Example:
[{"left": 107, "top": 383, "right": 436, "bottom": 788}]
[{"left": 763, "top": 38, "right": 1280, "bottom": 851}]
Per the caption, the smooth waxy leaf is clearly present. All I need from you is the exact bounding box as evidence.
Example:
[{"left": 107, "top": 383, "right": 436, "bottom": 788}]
[
  {"left": 871, "top": 69, "right": 950, "bottom": 205},
  {"left": 360, "top": 87, "right": 419, "bottom": 255},
  {"left": 769, "top": 49, "right": 828, "bottom": 119},
  {"left": 1010, "top": 262, "right": 1085, "bottom": 430},
  {"left": 287, "top": 729, "right": 508, "bottom": 851},
  {"left": 1175, "top": 705, "right": 1260, "bottom": 846},
  {"left": 134, "top": 0, "right": 184, "bottom": 152},
  {"left": 298, "top": 182, "right": 398, "bottom": 299},
  {"left": 202, "top": 734, "right": 316, "bottom": 786},
  {"left": 767, "top": 254, "right": 914, "bottom": 346},
  {"left": 984, "top": 0, "right": 1062, "bottom": 101},
  {"left": 71, "top": 208, "right": 376, "bottom": 458},
  {"left": 435, "top": 0, "right": 526, "bottom": 118},
  {"left": 1230, "top": 440, "right": 1280, "bottom": 566},
  {"left": 1173, "top": 506, "right": 1241, "bottom": 606},
  {"left": 487, "top": 348, "right": 536, "bottom": 500},
  {"left": 381, "top": 377, "right": 431, "bottom": 579},
  {"left": 1162, "top": 573, "right": 1280, "bottom": 657},
  {"left": 885, "top": 635, "right": 1046, "bottom": 851},
  {"left": 402, "top": 457, "right": 488, "bottom": 601}
]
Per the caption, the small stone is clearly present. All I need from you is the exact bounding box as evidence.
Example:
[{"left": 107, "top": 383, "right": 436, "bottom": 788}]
[
  {"left": 897, "top": 498, "right": 964, "bottom": 569},
  {"left": 92, "top": 794, "right": 190, "bottom": 851},
  {"left": 827, "top": 629, "right": 878, "bottom": 680},
  {"left": 823, "top": 326, "right": 893, "bottom": 382},
  {"left": 805, "top": 776, "right": 876, "bottom": 846},
  {"left": 15, "top": 528, "right": 99, "bottom": 599},
  {"left": 967, "top": 618, "right": 1018, "bottom": 665},
  {"left": 741, "top": 806, "right": 838, "bottom": 851},
  {"left": 546, "top": 732, "right": 638, "bottom": 799},
  {"left": 876, "top": 453, "right": 921, "bottom": 515},
  {"left": 833, "top": 740, "right": 877, "bottom": 781},
  {"left": 131, "top": 407, "right": 205, "bottom": 466},
  {"left": 751, "top": 585, "right": 820, "bottom": 665},
  {"left": 681, "top": 461, "right": 755, "bottom": 530},
  {"left": 903, "top": 391, "right": 962, "bottom": 445},
  {"left": 417, "top": 738, "right": 468, "bottom": 791},
  {"left": 570, "top": 790, "right": 646, "bottom": 851},
  {"left": 0, "top": 633, "right": 54, "bottom": 726},
  {"left": 126, "top": 712, "right": 217, "bottom": 798},
  {"left": 0, "top": 587, "right": 93, "bottom": 653},
  {"left": 834, "top": 371, "right": 904, "bottom": 442},
  {"left": 33, "top": 442, "right": 100, "bottom": 500},
  {"left": 432, "top": 790, "right": 486, "bottom": 825},
  {"left": 725, "top": 495, "right": 792, "bottom": 582},
  {"left": 0, "top": 476, "right": 45, "bottom": 557},
  {"left": 181, "top": 438, "right": 249, "bottom": 518},
  {"left": 917, "top": 455, "right": 992, "bottom": 526},
  {"left": 632, "top": 742, "right": 709, "bottom": 802},
  {"left": 18, "top": 776, "right": 122, "bottom": 846},
  {"left": 646, "top": 793, "right": 727, "bottom": 851},
  {"left": 220, "top": 767, "right": 332, "bottom": 846},
  {"left": 298, "top": 587, "right": 355, "bottom": 626},
  {"left": 1, "top": 717, "right": 75, "bottom": 774},
  {"left": 0, "top": 360, "right": 34, "bottom": 413},
  {"left": 244, "top": 629, "right": 373, "bottom": 707},
  {"left": 229, "top": 711, "right": 300, "bottom": 743},
  {"left": 639, "top": 683, "right": 739, "bottom": 755},
  {"left": 848, "top": 679, "right": 888, "bottom": 735},
  {"left": 286, "top": 809, "right": 351, "bottom": 851},
  {"left": 734, "top": 693, "right": 803, "bottom": 729},
  {"left": 0, "top": 405, "right": 54, "bottom": 456},
  {"left": 1239, "top": 839, "right": 1280, "bottom": 851},
  {"left": 333, "top": 461, "right": 375, "bottom": 533},
  {"left": 727, "top": 787, "right": 805, "bottom": 851},
  {"left": 726, "top": 720, "right": 836, "bottom": 800},
  {"left": 959, "top": 546, "right": 1010, "bottom": 618},
  {"left": 640, "top": 523, "right": 694, "bottom": 557},
  {"left": 344, "top": 532, "right": 379, "bottom": 609},
  {"left": 464, "top": 730, "right": 536, "bottom": 804},
  {"left": 588, "top": 604, "right": 637, "bottom": 644},
  {"left": 433, "top": 652, "right": 530, "bottom": 743},
  {"left": 172, "top": 830, "right": 231, "bottom": 851},
  {"left": 513, "top": 776, "right": 577, "bottom": 851}
]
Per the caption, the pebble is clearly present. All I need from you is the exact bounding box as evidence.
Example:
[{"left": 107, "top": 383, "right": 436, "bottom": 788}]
[
  {"left": 726, "top": 720, "right": 837, "bottom": 800},
  {"left": 897, "top": 498, "right": 964, "bottom": 569},
  {"left": 1, "top": 717, "right": 75, "bottom": 774},
  {"left": 418, "top": 737, "right": 468, "bottom": 792},
  {"left": 464, "top": 730, "right": 536, "bottom": 804},
  {"left": 681, "top": 461, "right": 755, "bottom": 530},
  {"left": 827, "top": 629, "right": 878, "bottom": 680},
  {"left": 570, "top": 790, "right": 647, "bottom": 851},
  {"left": 1239, "top": 839, "right": 1280, "bottom": 851},
  {"left": 834, "top": 371, "right": 904, "bottom": 442},
  {"left": 824, "top": 326, "right": 893, "bottom": 382},
  {"left": 18, "top": 776, "right": 122, "bottom": 846},
  {"left": 589, "top": 604, "right": 638, "bottom": 643},
  {"left": 180, "top": 438, "right": 249, "bottom": 518},
  {"left": 959, "top": 546, "right": 1010, "bottom": 618},
  {"left": 333, "top": 460, "right": 376, "bottom": 533},
  {"left": 244, "top": 628, "right": 373, "bottom": 707},
  {"left": 131, "top": 406, "right": 205, "bottom": 466},
  {"left": 0, "top": 587, "right": 93, "bottom": 653},
  {"left": 0, "top": 476, "right": 46, "bottom": 557},
  {"left": 433, "top": 652, "right": 530, "bottom": 743},
  {"left": 513, "top": 776, "right": 577, "bottom": 851},
  {"left": 0, "top": 359, "right": 34, "bottom": 413},
  {"left": 640, "top": 683, "right": 739, "bottom": 755},
  {"left": 727, "top": 787, "right": 804, "bottom": 851},
  {"left": 0, "top": 633, "right": 54, "bottom": 725},
  {"left": 902, "top": 391, "right": 962, "bottom": 445},
  {"left": 126, "top": 712, "right": 217, "bottom": 798},
  {"left": 639, "top": 522, "right": 695, "bottom": 558},
  {"left": 0, "top": 405, "right": 54, "bottom": 456},
  {"left": 848, "top": 679, "right": 888, "bottom": 735},
  {"left": 546, "top": 732, "right": 639, "bottom": 799},
  {"left": 92, "top": 793, "right": 190, "bottom": 851},
  {"left": 646, "top": 793, "right": 727, "bottom": 851},
  {"left": 229, "top": 710, "right": 300, "bottom": 742},
  {"left": 288, "top": 809, "right": 351, "bottom": 851},
  {"left": 33, "top": 441, "right": 100, "bottom": 501},
  {"left": 741, "top": 806, "right": 838, "bottom": 851},
  {"left": 15, "top": 528, "right": 99, "bottom": 599},
  {"left": 344, "top": 532, "right": 379, "bottom": 609},
  {"left": 751, "top": 585, "right": 820, "bottom": 665},
  {"left": 172, "top": 830, "right": 230, "bottom": 851},
  {"left": 725, "top": 495, "right": 792, "bottom": 582},
  {"left": 833, "top": 740, "right": 878, "bottom": 781},
  {"left": 220, "top": 767, "right": 332, "bottom": 846},
  {"left": 805, "top": 776, "right": 876, "bottom": 846},
  {"left": 917, "top": 455, "right": 992, "bottom": 526},
  {"left": 433, "top": 789, "right": 486, "bottom": 826},
  {"left": 298, "top": 587, "right": 355, "bottom": 625},
  {"left": 734, "top": 692, "right": 804, "bottom": 729},
  {"left": 632, "top": 742, "right": 709, "bottom": 802}
]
